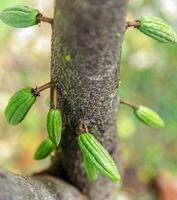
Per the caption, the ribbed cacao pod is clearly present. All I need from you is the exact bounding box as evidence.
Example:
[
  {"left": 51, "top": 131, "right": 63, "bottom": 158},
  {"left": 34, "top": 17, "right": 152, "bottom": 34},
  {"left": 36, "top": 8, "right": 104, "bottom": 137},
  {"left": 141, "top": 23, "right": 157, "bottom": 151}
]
[
  {"left": 0, "top": 5, "right": 40, "bottom": 28},
  {"left": 78, "top": 133, "right": 121, "bottom": 182},
  {"left": 34, "top": 138, "right": 55, "bottom": 160},
  {"left": 83, "top": 154, "right": 99, "bottom": 181},
  {"left": 135, "top": 105, "right": 164, "bottom": 128},
  {"left": 5, "top": 87, "right": 36, "bottom": 125},
  {"left": 138, "top": 16, "right": 177, "bottom": 44},
  {"left": 47, "top": 108, "right": 62, "bottom": 147}
]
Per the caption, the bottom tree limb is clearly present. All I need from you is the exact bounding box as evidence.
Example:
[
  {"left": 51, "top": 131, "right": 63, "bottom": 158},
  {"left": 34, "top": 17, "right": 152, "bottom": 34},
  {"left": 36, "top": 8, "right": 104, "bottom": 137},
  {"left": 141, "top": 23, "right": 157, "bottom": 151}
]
[{"left": 0, "top": 170, "right": 88, "bottom": 200}]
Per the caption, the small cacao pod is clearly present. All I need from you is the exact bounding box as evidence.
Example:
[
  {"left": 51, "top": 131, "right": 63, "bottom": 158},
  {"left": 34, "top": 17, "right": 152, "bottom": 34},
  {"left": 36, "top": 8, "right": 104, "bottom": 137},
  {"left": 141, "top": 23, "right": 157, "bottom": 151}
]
[
  {"left": 47, "top": 108, "right": 62, "bottom": 147},
  {"left": 5, "top": 87, "right": 36, "bottom": 125},
  {"left": 83, "top": 154, "right": 99, "bottom": 181},
  {"left": 78, "top": 133, "right": 121, "bottom": 182},
  {"left": 0, "top": 5, "right": 40, "bottom": 28},
  {"left": 34, "top": 138, "right": 55, "bottom": 160},
  {"left": 138, "top": 16, "right": 177, "bottom": 44},
  {"left": 135, "top": 105, "right": 164, "bottom": 128}
]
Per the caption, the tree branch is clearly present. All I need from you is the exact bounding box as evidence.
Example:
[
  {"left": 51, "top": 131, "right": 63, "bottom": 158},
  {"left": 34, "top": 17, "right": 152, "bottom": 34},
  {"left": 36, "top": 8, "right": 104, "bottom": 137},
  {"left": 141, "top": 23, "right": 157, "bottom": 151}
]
[{"left": 0, "top": 170, "right": 88, "bottom": 200}]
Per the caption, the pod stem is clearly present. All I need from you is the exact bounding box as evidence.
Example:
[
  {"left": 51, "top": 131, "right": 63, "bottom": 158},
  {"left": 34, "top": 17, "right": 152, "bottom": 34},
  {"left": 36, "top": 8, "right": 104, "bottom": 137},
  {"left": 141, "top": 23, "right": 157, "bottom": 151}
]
[
  {"left": 32, "top": 82, "right": 53, "bottom": 96},
  {"left": 50, "top": 84, "right": 62, "bottom": 109},
  {"left": 120, "top": 99, "right": 138, "bottom": 110},
  {"left": 56, "top": 87, "right": 62, "bottom": 109},
  {"left": 37, "top": 14, "right": 53, "bottom": 25},
  {"left": 126, "top": 20, "right": 140, "bottom": 29},
  {"left": 50, "top": 84, "right": 55, "bottom": 109},
  {"left": 78, "top": 120, "right": 89, "bottom": 134}
]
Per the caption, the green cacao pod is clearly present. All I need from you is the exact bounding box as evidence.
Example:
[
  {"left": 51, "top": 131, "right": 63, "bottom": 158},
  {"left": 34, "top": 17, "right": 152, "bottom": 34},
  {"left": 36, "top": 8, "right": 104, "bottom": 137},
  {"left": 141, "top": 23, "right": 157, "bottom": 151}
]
[
  {"left": 138, "top": 16, "right": 177, "bottom": 44},
  {"left": 34, "top": 138, "right": 55, "bottom": 160},
  {"left": 0, "top": 5, "right": 40, "bottom": 28},
  {"left": 83, "top": 154, "right": 99, "bottom": 181},
  {"left": 78, "top": 133, "right": 121, "bottom": 182},
  {"left": 5, "top": 87, "right": 36, "bottom": 125},
  {"left": 135, "top": 105, "right": 164, "bottom": 128},
  {"left": 47, "top": 109, "right": 62, "bottom": 147}
]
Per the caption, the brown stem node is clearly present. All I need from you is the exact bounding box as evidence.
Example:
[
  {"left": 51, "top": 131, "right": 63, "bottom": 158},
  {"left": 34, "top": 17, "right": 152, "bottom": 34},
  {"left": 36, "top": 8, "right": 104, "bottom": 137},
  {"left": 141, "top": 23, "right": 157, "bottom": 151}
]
[
  {"left": 32, "top": 82, "right": 53, "bottom": 97},
  {"left": 37, "top": 14, "right": 54, "bottom": 25},
  {"left": 78, "top": 120, "right": 89, "bottom": 134},
  {"left": 126, "top": 20, "right": 140, "bottom": 30}
]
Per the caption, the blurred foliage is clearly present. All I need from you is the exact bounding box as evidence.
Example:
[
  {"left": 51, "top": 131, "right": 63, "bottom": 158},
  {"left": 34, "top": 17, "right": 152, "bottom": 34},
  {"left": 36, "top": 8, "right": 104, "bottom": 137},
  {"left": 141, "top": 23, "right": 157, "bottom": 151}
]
[
  {"left": 0, "top": 0, "right": 177, "bottom": 199},
  {"left": 118, "top": 0, "right": 177, "bottom": 198}
]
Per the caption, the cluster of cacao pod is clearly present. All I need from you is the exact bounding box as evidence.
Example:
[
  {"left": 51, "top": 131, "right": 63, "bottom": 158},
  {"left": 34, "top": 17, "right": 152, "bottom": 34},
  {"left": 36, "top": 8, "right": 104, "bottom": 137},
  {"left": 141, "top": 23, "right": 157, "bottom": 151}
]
[
  {"left": 0, "top": 4, "right": 121, "bottom": 183},
  {"left": 1, "top": 4, "right": 174, "bottom": 183},
  {"left": 34, "top": 107, "right": 62, "bottom": 160},
  {"left": 4, "top": 86, "right": 63, "bottom": 160},
  {"left": 4, "top": 85, "right": 120, "bottom": 182},
  {"left": 78, "top": 133, "right": 121, "bottom": 182}
]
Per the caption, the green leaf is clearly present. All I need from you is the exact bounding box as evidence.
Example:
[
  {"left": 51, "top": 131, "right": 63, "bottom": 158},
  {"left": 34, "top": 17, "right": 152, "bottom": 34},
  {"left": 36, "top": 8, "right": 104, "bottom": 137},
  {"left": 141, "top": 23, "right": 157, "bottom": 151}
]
[
  {"left": 135, "top": 105, "right": 165, "bottom": 128},
  {"left": 0, "top": 5, "right": 40, "bottom": 28},
  {"left": 34, "top": 138, "right": 55, "bottom": 160}
]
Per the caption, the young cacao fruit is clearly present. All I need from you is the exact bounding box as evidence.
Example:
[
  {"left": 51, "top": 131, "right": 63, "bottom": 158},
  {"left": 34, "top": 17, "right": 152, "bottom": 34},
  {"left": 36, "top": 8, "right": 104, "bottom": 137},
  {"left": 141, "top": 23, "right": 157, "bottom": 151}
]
[
  {"left": 83, "top": 154, "right": 99, "bottom": 181},
  {"left": 5, "top": 87, "right": 36, "bottom": 125},
  {"left": 0, "top": 5, "right": 40, "bottom": 28},
  {"left": 134, "top": 105, "right": 164, "bottom": 128},
  {"left": 138, "top": 16, "right": 177, "bottom": 44},
  {"left": 34, "top": 138, "right": 55, "bottom": 160},
  {"left": 78, "top": 133, "right": 121, "bottom": 182},
  {"left": 47, "top": 108, "right": 62, "bottom": 147}
]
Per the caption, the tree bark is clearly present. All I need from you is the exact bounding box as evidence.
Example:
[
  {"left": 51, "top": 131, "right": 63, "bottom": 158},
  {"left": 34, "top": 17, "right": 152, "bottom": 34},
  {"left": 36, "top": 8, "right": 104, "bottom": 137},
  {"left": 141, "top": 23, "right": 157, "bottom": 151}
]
[
  {"left": 0, "top": 170, "right": 87, "bottom": 200},
  {"left": 0, "top": 0, "right": 128, "bottom": 199},
  {"left": 50, "top": 0, "right": 128, "bottom": 199}
]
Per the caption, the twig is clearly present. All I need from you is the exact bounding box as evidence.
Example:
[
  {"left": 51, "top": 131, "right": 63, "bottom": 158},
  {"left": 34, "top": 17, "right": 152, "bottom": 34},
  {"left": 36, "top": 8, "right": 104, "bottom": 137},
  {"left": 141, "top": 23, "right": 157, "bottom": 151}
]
[
  {"left": 126, "top": 20, "right": 140, "bottom": 30},
  {"left": 32, "top": 82, "right": 53, "bottom": 96},
  {"left": 50, "top": 84, "right": 55, "bottom": 109},
  {"left": 56, "top": 87, "right": 62, "bottom": 109},
  {"left": 37, "top": 14, "right": 53, "bottom": 25},
  {"left": 120, "top": 99, "right": 138, "bottom": 110}
]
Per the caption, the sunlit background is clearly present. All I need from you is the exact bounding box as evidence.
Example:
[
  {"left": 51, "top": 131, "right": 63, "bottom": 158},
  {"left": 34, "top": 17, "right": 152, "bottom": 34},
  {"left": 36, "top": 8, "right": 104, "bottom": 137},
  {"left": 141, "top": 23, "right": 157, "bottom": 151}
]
[{"left": 0, "top": 0, "right": 177, "bottom": 199}]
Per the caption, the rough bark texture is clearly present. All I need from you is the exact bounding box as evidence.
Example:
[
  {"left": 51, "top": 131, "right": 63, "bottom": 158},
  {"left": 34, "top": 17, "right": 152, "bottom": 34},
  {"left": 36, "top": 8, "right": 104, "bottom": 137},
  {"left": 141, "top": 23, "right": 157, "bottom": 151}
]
[
  {"left": 0, "top": 0, "right": 128, "bottom": 199},
  {"left": 50, "top": 0, "right": 128, "bottom": 200}
]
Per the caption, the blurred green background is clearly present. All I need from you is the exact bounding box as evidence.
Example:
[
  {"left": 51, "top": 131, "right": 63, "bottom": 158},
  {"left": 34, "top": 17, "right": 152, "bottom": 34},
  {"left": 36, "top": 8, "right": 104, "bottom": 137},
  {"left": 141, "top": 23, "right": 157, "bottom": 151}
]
[{"left": 0, "top": 0, "right": 177, "bottom": 199}]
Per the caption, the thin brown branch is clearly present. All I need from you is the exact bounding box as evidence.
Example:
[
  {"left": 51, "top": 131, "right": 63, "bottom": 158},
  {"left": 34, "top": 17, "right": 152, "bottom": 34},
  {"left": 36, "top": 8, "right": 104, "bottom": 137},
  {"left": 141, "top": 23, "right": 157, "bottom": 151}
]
[
  {"left": 37, "top": 14, "right": 53, "bottom": 25},
  {"left": 32, "top": 82, "right": 53, "bottom": 96},
  {"left": 126, "top": 20, "right": 140, "bottom": 30},
  {"left": 120, "top": 99, "right": 138, "bottom": 110},
  {"left": 50, "top": 84, "right": 55, "bottom": 109}
]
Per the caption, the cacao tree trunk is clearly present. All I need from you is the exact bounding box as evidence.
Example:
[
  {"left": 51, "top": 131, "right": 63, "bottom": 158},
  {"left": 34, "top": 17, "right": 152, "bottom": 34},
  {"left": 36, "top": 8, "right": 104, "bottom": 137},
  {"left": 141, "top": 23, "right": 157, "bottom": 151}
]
[
  {"left": 50, "top": 0, "right": 128, "bottom": 199},
  {"left": 0, "top": 0, "right": 128, "bottom": 199}
]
